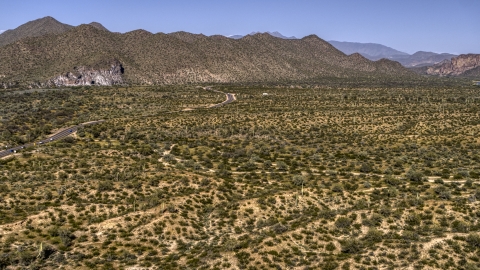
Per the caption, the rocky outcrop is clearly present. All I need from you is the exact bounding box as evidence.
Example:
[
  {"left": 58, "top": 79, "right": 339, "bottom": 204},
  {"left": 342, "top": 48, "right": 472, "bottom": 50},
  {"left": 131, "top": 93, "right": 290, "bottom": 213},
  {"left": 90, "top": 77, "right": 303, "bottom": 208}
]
[
  {"left": 49, "top": 60, "right": 124, "bottom": 87},
  {"left": 427, "top": 54, "right": 480, "bottom": 76}
]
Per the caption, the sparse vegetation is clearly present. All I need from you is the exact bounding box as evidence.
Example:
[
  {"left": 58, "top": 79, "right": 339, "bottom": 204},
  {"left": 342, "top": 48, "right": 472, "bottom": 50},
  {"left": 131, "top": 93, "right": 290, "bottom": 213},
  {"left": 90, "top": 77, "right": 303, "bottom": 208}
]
[{"left": 1, "top": 81, "right": 480, "bottom": 269}]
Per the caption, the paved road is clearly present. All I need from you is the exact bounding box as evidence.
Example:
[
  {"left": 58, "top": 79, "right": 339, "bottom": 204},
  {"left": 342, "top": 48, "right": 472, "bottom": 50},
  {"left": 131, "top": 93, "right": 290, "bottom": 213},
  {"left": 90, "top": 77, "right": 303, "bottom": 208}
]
[
  {"left": 208, "top": 88, "right": 236, "bottom": 108},
  {"left": 0, "top": 120, "right": 105, "bottom": 158}
]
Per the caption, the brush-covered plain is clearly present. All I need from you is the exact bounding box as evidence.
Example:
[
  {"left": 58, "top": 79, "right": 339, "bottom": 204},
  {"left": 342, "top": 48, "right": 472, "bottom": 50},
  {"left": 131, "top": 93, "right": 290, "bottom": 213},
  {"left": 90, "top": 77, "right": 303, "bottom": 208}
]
[{"left": 1, "top": 83, "right": 480, "bottom": 269}]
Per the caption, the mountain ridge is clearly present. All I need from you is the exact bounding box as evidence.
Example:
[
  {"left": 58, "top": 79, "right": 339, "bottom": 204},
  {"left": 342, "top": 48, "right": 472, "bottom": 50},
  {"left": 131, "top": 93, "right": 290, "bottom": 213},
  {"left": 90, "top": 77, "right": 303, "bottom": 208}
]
[
  {"left": 1, "top": 17, "right": 459, "bottom": 70},
  {"left": 0, "top": 23, "right": 414, "bottom": 89}
]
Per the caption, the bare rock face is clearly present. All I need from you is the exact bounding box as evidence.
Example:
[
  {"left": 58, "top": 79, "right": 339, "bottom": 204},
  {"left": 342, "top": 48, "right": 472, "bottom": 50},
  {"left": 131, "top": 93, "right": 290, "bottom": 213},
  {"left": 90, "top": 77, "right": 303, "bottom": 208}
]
[
  {"left": 49, "top": 60, "right": 124, "bottom": 87},
  {"left": 427, "top": 54, "right": 480, "bottom": 76}
]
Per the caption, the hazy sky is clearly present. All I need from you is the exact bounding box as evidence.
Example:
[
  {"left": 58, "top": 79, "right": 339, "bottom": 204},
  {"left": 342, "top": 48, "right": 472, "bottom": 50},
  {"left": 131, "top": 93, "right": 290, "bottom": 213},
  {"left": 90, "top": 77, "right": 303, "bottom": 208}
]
[{"left": 1, "top": 0, "right": 479, "bottom": 54}]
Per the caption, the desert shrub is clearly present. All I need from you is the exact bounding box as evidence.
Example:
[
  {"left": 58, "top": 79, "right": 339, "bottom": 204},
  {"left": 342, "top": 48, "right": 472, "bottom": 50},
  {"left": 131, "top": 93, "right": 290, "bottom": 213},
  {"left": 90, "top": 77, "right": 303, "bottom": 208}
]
[
  {"left": 405, "top": 213, "right": 421, "bottom": 226},
  {"left": 59, "top": 228, "right": 75, "bottom": 247},
  {"left": 331, "top": 184, "right": 343, "bottom": 193},
  {"left": 335, "top": 216, "right": 352, "bottom": 229},
  {"left": 406, "top": 169, "right": 424, "bottom": 182},
  {"left": 325, "top": 242, "right": 336, "bottom": 251},
  {"left": 402, "top": 230, "right": 419, "bottom": 242},
  {"left": 359, "top": 162, "right": 373, "bottom": 173},
  {"left": 341, "top": 238, "right": 363, "bottom": 254},
  {"left": 292, "top": 175, "right": 306, "bottom": 186},
  {"left": 466, "top": 233, "right": 480, "bottom": 248},
  {"left": 98, "top": 181, "right": 113, "bottom": 192},
  {"left": 451, "top": 220, "right": 469, "bottom": 233},
  {"left": 362, "top": 213, "right": 383, "bottom": 227},
  {"left": 271, "top": 223, "right": 288, "bottom": 234},
  {"left": 362, "top": 228, "right": 383, "bottom": 246}
]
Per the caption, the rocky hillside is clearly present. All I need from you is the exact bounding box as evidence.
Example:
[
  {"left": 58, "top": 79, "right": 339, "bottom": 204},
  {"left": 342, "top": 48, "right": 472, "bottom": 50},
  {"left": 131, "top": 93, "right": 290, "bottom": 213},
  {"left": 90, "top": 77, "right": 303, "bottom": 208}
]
[
  {"left": 50, "top": 60, "right": 124, "bottom": 87},
  {"left": 0, "top": 24, "right": 414, "bottom": 88},
  {"left": 426, "top": 54, "right": 480, "bottom": 77}
]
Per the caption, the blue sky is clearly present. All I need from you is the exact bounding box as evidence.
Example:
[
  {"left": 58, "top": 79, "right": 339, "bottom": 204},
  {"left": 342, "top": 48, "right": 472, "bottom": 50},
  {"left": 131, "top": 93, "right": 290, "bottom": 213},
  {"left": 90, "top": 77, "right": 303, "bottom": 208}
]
[{"left": 1, "top": 0, "right": 479, "bottom": 54}]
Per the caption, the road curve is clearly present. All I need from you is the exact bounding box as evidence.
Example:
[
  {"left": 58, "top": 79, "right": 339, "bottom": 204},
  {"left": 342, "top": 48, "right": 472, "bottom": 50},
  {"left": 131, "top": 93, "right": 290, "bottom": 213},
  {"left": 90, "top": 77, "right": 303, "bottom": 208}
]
[
  {"left": 210, "top": 93, "right": 236, "bottom": 108},
  {"left": 0, "top": 120, "right": 105, "bottom": 159},
  {"left": 205, "top": 87, "right": 236, "bottom": 108}
]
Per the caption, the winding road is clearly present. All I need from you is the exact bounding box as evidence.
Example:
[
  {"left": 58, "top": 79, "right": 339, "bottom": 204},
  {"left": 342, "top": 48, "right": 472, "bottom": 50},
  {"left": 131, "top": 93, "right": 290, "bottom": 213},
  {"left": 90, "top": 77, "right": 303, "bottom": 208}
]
[
  {"left": 210, "top": 92, "right": 236, "bottom": 108},
  {"left": 0, "top": 120, "right": 105, "bottom": 158}
]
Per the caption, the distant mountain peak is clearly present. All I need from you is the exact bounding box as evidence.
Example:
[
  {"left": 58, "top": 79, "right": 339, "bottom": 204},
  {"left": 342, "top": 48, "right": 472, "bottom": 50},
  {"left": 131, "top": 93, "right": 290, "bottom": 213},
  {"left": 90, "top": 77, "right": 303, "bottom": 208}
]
[
  {"left": 88, "top": 22, "right": 109, "bottom": 31},
  {"left": 0, "top": 16, "right": 73, "bottom": 47},
  {"left": 125, "top": 29, "right": 153, "bottom": 35},
  {"left": 349, "top": 52, "right": 367, "bottom": 59},
  {"left": 0, "top": 17, "right": 109, "bottom": 47},
  {"left": 37, "top": 16, "right": 56, "bottom": 22},
  {"left": 227, "top": 34, "right": 243, "bottom": 39},
  {"left": 227, "top": 31, "right": 297, "bottom": 40},
  {"left": 266, "top": 31, "right": 296, "bottom": 39},
  {"left": 302, "top": 34, "right": 321, "bottom": 40}
]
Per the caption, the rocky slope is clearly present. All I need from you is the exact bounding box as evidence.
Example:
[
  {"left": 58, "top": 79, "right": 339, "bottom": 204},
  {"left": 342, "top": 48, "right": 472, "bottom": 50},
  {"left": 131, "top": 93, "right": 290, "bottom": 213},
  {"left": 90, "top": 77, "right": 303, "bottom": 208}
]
[
  {"left": 426, "top": 54, "right": 480, "bottom": 76},
  {"left": 0, "top": 24, "right": 414, "bottom": 88}
]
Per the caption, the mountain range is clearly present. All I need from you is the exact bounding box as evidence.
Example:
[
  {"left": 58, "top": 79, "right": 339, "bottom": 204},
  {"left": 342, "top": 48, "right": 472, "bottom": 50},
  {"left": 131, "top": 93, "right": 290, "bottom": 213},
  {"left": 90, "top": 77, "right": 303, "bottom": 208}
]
[
  {"left": 320, "top": 41, "right": 457, "bottom": 68},
  {"left": 0, "top": 17, "right": 477, "bottom": 89},
  {"left": 328, "top": 40, "right": 408, "bottom": 59},
  {"left": 228, "top": 34, "right": 457, "bottom": 68},
  {"left": 0, "top": 16, "right": 416, "bottom": 89}
]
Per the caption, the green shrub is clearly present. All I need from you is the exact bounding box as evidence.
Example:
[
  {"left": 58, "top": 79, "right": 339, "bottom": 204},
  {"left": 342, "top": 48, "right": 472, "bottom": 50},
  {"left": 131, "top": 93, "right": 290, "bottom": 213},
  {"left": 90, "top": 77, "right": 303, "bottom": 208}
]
[
  {"left": 341, "top": 238, "right": 363, "bottom": 254},
  {"left": 335, "top": 216, "right": 352, "bottom": 229},
  {"left": 466, "top": 233, "right": 480, "bottom": 248}
]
